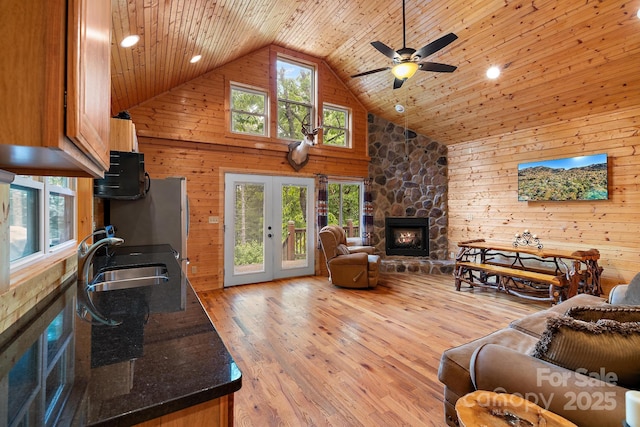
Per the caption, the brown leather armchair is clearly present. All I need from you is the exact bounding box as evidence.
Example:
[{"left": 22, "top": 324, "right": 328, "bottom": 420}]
[{"left": 318, "top": 225, "right": 380, "bottom": 289}]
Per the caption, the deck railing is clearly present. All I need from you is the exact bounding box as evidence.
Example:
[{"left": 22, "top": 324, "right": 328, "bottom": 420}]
[{"left": 282, "top": 220, "right": 359, "bottom": 261}]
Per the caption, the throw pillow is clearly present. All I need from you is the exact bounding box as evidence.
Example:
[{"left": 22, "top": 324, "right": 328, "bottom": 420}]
[
  {"left": 618, "top": 272, "right": 640, "bottom": 305},
  {"left": 532, "top": 316, "right": 640, "bottom": 388},
  {"left": 566, "top": 305, "right": 640, "bottom": 323}
]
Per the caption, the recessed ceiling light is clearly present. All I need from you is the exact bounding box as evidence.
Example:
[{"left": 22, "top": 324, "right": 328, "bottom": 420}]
[
  {"left": 637, "top": 8, "right": 640, "bottom": 19},
  {"left": 486, "top": 66, "right": 501, "bottom": 79},
  {"left": 120, "top": 35, "right": 140, "bottom": 48},
  {"left": 395, "top": 104, "right": 405, "bottom": 113},
  {"left": 190, "top": 55, "right": 202, "bottom": 64}
]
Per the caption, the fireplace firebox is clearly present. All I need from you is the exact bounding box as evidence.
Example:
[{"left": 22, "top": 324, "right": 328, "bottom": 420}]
[{"left": 385, "top": 217, "right": 430, "bottom": 257}]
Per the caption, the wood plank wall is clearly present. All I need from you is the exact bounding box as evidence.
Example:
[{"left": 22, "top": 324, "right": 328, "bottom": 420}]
[
  {"left": 130, "top": 45, "right": 370, "bottom": 292},
  {"left": 448, "top": 106, "right": 640, "bottom": 293}
]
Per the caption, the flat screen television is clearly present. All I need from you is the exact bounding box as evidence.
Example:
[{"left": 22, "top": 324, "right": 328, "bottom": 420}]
[{"left": 518, "top": 153, "right": 608, "bottom": 201}]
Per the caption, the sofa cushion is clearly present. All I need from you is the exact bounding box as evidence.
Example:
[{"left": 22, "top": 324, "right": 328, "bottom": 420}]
[
  {"left": 617, "top": 272, "right": 640, "bottom": 305},
  {"left": 509, "top": 293, "right": 606, "bottom": 337},
  {"left": 532, "top": 316, "right": 640, "bottom": 388},
  {"left": 567, "top": 305, "right": 640, "bottom": 323},
  {"left": 438, "top": 328, "right": 538, "bottom": 399}
]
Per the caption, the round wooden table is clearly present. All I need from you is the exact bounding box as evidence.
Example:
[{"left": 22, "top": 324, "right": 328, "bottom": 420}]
[{"left": 455, "top": 390, "right": 577, "bottom": 427}]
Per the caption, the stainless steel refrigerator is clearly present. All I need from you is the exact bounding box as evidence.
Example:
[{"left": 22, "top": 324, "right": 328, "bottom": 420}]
[{"left": 108, "top": 177, "right": 189, "bottom": 272}]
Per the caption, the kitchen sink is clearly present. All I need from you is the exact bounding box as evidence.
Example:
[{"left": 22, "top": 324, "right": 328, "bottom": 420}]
[{"left": 88, "top": 264, "right": 169, "bottom": 292}]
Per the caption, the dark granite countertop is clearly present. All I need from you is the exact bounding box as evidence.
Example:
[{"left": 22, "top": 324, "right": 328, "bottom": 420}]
[{"left": 1, "top": 244, "right": 241, "bottom": 426}]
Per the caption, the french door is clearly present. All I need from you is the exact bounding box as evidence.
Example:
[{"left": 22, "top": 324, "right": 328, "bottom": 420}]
[{"left": 224, "top": 174, "right": 315, "bottom": 287}]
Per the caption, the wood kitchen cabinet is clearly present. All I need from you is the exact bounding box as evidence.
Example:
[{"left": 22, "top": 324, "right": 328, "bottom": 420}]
[
  {"left": 0, "top": 0, "right": 111, "bottom": 178},
  {"left": 133, "top": 396, "right": 234, "bottom": 427},
  {"left": 110, "top": 118, "right": 139, "bottom": 152}
]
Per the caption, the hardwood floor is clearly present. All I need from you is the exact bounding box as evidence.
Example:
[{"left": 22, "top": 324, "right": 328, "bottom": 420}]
[{"left": 198, "top": 273, "right": 549, "bottom": 426}]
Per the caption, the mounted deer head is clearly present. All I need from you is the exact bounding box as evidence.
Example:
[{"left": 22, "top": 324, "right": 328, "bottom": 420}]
[{"left": 287, "top": 116, "right": 321, "bottom": 171}]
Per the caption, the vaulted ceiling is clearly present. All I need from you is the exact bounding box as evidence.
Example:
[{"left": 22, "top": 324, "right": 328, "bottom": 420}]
[{"left": 111, "top": 0, "right": 640, "bottom": 145}]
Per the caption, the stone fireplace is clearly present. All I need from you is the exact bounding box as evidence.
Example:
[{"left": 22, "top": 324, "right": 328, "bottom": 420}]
[
  {"left": 385, "top": 217, "right": 429, "bottom": 257},
  {"left": 368, "top": 114, "right": 453, "bottom": 274}
]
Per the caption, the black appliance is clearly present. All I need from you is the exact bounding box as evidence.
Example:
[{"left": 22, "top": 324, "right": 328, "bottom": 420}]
[{"left": 94, "top": 151, "right": 148, "bottom": 200}]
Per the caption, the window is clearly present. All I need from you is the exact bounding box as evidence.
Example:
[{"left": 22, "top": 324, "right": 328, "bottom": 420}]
[
  {"left": 328, "top": 181, "right": 362, "bottom": 238},
  {"left": 9, "top": 176, "right": 76, "bottom": 266},
  {"left": 277, "top": 57, "right": 315, "bottom": 140},
  {"left": 322, "top": 104, "right": 350, "bottom": 147},
  {"left": 230, "top": 84, "right": 268, "bottom": 136},
  {"left": 4, "top": 302, "right": 74, "bottom": 427}
]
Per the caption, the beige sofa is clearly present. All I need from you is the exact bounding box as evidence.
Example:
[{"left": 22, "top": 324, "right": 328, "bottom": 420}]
[{"left": 438, "top": 285, "right": 636, "bottom": 426}]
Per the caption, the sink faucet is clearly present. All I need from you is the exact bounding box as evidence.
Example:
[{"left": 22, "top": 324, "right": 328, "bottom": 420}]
[
  {"left": 77, "top": 227, "right": 124, "bottom": 325},
  {"left": 78, "top": 231, "right": 124, "bottom": 286}
]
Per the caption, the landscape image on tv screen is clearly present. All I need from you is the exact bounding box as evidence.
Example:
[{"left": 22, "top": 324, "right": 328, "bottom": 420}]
[{"left": 518, "top": 153, "right": 608, "bottom": 201}]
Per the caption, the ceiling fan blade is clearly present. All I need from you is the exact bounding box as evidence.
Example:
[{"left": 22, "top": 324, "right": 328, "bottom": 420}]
[
  {"left": 371, "top": 41, "right": 399, "bottom": 60},
  {"left": 393, "top": 78, "right": 405, "bottom": 89},
  {"left": 413, "top": 33, "right": 458, "bottom": 60},
  {"left": 351, "top": 67, "right": 391, "bottom": 78},
  {"left": 419, "top": 62, "right": 457, "bottom": 73}
]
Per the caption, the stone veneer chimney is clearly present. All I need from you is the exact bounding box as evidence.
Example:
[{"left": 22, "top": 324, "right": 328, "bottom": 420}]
[{"left": 367, "top": 114, "right": 452, "bottom": 274}]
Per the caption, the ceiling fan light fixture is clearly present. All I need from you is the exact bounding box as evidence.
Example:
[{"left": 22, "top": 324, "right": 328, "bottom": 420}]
[{"left": 392, "top": 62, "right": 419, "bottom": 80}]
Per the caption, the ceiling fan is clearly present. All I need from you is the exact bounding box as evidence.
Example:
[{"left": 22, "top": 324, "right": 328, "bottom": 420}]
[{"left": 351, "top": 0, "right": 458, "bottom": 89}]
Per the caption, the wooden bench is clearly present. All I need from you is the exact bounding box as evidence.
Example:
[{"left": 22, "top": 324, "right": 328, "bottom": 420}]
[{"left": 455, "top": 261, "right": 568, "bottom": 303}]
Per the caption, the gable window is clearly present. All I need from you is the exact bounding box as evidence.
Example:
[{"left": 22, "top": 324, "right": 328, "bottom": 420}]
[
  {"left": 322, "top": 104, "right": 350, "bottom": 147},
  {"left": 9, "top": 176, "right": 76, "bottom": 266},
  {"left": 230, "top": 84, "right": 268, "bottom": 136},
  {"left": 328, "top": 181, "right": 362, "bottom": 238},
  {"left": 276, "top": 57, "right": 315, "bottom": 140}
]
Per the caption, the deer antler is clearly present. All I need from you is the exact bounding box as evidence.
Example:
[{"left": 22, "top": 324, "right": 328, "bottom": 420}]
[{"left": 301, "top": 113, "right": 321, "bottom": 136}]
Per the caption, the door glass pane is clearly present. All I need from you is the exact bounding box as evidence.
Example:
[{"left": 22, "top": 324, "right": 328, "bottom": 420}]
[
  {"left": 233, "top": 183, "right": 265, "bottom": 274},
  {"left": 281, "top": 184, "right": 309, "bottom": 270}
]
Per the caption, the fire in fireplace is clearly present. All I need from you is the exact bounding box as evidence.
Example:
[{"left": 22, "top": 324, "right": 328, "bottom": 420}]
[{"left": 385, "top": 217, "right": 430, "bottom": 256}]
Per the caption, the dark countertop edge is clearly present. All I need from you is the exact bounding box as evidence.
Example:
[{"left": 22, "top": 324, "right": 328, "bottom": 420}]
[
  {"left": 81, "top": 246, "right": 242, "bottom": 426},
  {"left": 90, "top": 378, "right": 242, "bottom": 427},
  {"left": 85, "top": 271, "right": 243, "bottom": 426}
]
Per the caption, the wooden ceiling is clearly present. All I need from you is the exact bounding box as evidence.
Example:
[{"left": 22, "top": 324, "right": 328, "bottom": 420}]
[{"left": 111, "top": 0, "right": 640, "bottom": 145}]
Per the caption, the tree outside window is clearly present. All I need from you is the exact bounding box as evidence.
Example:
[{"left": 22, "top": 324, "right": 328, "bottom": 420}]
[
  {"left": 328, "top": 182, "right": 362, "bottom": 238},
  {"left": 230, "top": 85, "right": 268, "bottom": 136},
  {"left": 277, "top": 58, "right": 314, "bottom": 140},
  {"left": 322, "top": 105, "right": 349, "bottom": 147},
  {"left": 9, "top": 176, "right": 76, "bottom": 264}
]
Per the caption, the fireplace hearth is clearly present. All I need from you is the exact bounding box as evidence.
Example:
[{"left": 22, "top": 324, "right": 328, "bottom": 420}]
[{"left": 385, "top": 217, "right": 429, "bottom": 257}]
